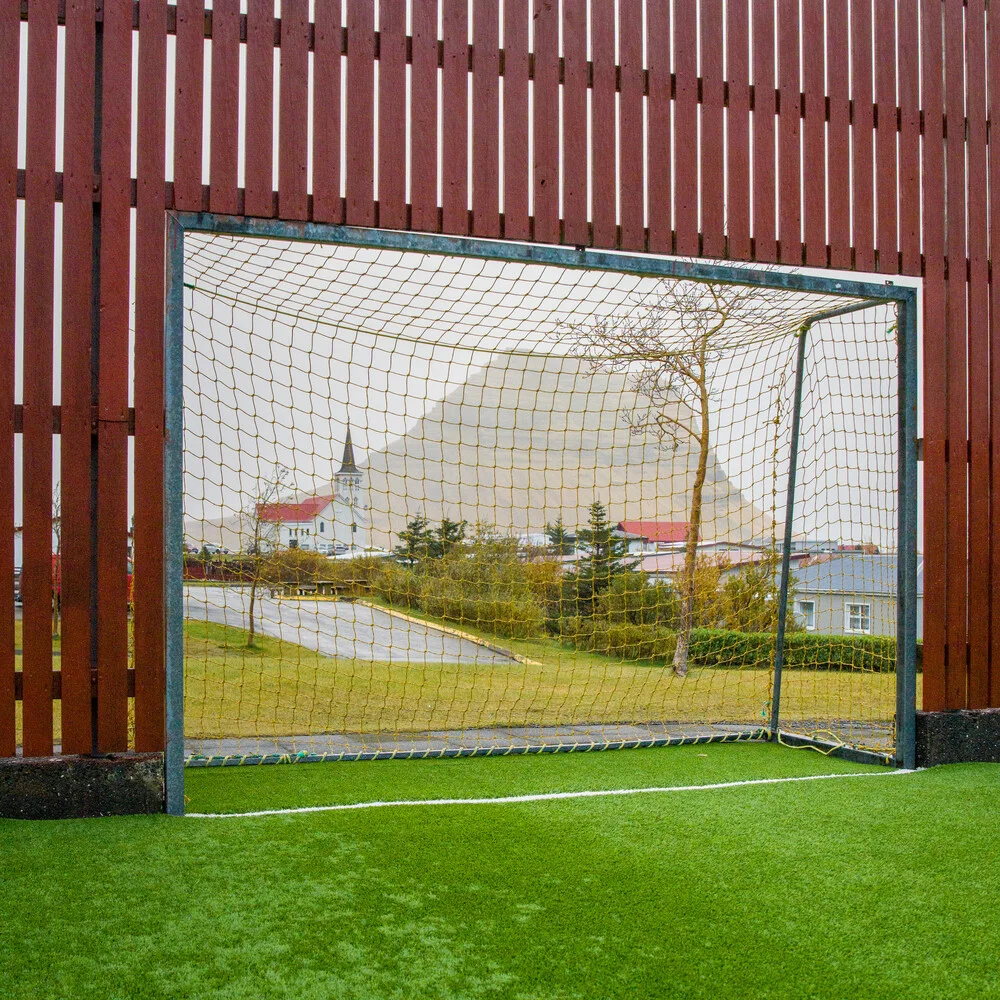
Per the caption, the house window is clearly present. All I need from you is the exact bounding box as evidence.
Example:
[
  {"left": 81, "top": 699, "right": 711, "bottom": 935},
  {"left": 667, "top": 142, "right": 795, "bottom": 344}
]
[
  {"left": 319, "top": 522, "right": 325, "bottom": 533},
  {"left": 844, "top": 602, "right": 872, "bottom": 634},
  {"left": 797, "top": 600, "right": 816, "bottom": 630}
]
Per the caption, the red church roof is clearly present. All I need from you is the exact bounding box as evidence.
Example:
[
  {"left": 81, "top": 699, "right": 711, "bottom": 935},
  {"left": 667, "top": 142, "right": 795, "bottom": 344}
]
[
  {"left": 257, "top": 495, "right": 333, "bottom": 523},
  {"left": 617, "top": 521, "right": 690, "bottom": 543}
]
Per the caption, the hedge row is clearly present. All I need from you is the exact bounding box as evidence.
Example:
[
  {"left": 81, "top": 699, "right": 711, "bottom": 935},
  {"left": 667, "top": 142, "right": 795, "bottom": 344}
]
[{"left": 559, "top": 620, "right": 917, "bottom": 672}]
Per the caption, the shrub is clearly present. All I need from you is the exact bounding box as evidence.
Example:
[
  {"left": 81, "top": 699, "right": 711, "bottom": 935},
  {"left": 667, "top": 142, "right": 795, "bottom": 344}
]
[
  {"left": 373, "top": 562, "right": 423, "bottom": 610},
  {"left": 558, "top": 616, "right": 677, "bottom": 664}
]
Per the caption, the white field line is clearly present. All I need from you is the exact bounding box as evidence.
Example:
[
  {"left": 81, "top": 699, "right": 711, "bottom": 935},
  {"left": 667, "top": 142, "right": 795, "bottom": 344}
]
[{"left": 186, "top": 768, "right": 918, "bottom": 819}]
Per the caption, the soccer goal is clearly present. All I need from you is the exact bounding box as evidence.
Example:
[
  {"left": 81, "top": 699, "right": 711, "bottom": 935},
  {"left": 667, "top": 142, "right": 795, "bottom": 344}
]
[{"left": 164, "top": 217, "right": 918, "bottom": 808}]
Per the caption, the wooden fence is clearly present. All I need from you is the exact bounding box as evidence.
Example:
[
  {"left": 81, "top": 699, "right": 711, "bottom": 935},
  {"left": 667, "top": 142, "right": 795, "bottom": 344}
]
[{"left": 2, "top": 0, "right": 996, "bottom": 758}]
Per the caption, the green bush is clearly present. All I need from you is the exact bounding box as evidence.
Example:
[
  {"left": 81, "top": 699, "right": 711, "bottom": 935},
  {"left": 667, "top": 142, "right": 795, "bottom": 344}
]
[
  {"left": 372, "top": 562, "right": 423, "bottom": 610},
  {"left": 421, "top": 583, "right": 546, "bottom": 639},
  {"left": 558, "top": 616, "right": 677, "bottom": 664}
]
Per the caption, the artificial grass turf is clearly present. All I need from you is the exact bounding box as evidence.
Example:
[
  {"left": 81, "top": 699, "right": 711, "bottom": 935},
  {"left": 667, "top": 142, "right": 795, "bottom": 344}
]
[{"left": 2, "top": 747, "right": 998, "bottom": 1000}]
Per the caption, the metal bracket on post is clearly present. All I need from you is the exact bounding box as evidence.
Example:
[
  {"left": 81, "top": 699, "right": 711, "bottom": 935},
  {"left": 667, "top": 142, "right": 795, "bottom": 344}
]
[{"left": 163, "top": 214, "right": 185, "bottom": 816}]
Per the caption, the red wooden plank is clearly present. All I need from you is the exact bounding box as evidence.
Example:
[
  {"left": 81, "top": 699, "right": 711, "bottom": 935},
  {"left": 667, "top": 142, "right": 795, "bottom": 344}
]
[
  {"left": 244, "top": 0, "right": 275, "bottom": 218},
  {"left": 173, "top": 0, "right": 204, "bottom": 211},
  {"left": 850, "top": 0, "right": 874, "bottom": 271},
  {"left": 471, "top": 0, "right": 500, "bottom": 238},
  {"left": 590, "top": 0, "right": 616, "bottom": 248},
  {"left": 751, "top": 0, "right": 776, "bottom": 262},
  {"left": 965, "top": 0, "right": 990, "bottom": 709},
  {"left": 209, "top": 0, "right": 239, "bottom": 214},
  {"left": 673, "top": 1, "right": 698, "bottom": 255},
  {"left": 990, "top": 0, "right": 1000, "bottom": 707},
  {"left": 411, "top": 0, "right": 439, "bottom": 232},
  {"left": 919, "top": 0, "right": 947, "bottom": 712},
  {"left": 801, "top": 0, "right": 825, "bottom": 267},
  {"left": 346, "top": 0, "right": 375, "bottom": 226},
  {"left": 896, "top": 7, "right": 920, "bottom": 277},
  {"left": 312, "top": 0, "right": 342, "bottom": 224},
  {"left": 776, "top": 0, "right": 800, "bottom": 265},
  {"left": 531, "top": 0, "right": 558, "bottom": 244},
  {"left": 825, "top": 0, "right": 850, "bottom": 268},
  {"left": 725, "top": 0, "right": 750, "bottom": 261},
  {"left": 560, "top": 0, "right": 586, "bottom": 245},
  {"left": 133, "top": 0, "right": 168, "bottom": 752},
  {"left": 618, "top": 0, "right": 644, "bottom": 251},
  {"left": 874, "top": 0, "right": 897, "bottom": 272},
  {"left": 0, "top": 0, "right": 18, "bottom": 756},
  {"left": 646, "top": 0, "right": 671, "bottom": 254},
  {"left": 699, "top": 0, "right": 724, "bottom": 258},
  {"left": 97, "top": 0, "right": 132, "bottom": 752},
  {"left": 58, "top": 0, "right": 96, "bottom": 755},
  {"left": 278, "top": 0, "right": 309, "bottom": 221},
  {"left": 943, "top": 0, "right": 968, "bottom": 710},
  {"left": 22, "top": 0, "right": 58, "bottom": 758},
  {"left": 501, "top": 0, "right": 529, "bottom": 240},
  {"left": 442, "top": 0, "right": 470, "bottom": 235},
  {"left": 377, "top": 0, "right": 407, "bottom": 230}
]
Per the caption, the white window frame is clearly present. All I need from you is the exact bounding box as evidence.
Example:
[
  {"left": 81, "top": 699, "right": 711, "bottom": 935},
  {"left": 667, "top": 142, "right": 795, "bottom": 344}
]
[
  {"left": 844, "top": 601, "right": 872, "bottom": 635},
  {"left": 797, "top": 599, "right": 816, "bottom": 631}
]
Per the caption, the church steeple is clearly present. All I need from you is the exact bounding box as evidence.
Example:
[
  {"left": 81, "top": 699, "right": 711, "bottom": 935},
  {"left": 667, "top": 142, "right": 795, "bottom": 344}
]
[{"left": 337, "top": 424, "right": 360, "bottom": 475}]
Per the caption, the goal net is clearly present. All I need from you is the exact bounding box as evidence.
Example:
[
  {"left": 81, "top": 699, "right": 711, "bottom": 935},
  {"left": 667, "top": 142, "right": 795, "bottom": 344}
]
[{"left": 176, "top": 233, "right": 909, "bottom": 765}]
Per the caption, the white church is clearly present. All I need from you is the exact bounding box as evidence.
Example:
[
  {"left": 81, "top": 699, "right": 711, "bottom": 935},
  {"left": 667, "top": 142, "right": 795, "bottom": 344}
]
[{"left": 257, "top": 427, "right": 370, "bottom": 555}]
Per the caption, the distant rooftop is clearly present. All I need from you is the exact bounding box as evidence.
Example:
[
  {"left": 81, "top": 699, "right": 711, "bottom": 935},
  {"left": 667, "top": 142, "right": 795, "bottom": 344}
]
[
  {"left": 617, "top": 521, "right": 689, "bottom": 544},
  {"left": 257, "top": 495, "right": 333, "bottom": 524},
  {"left": 792, "top": 553, "right": 924, "bottom": 597}
]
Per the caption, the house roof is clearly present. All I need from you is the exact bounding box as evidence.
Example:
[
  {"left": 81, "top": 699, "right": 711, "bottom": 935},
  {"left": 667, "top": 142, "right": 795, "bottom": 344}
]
[
  {"left": 257, "top": 495, "right": 333, "bottom": 523},
  {"left": 617, "top": 521, "right": 689, "bottom": 543},
  {"left": 639, "top": 548, "right": 807, "bottom": 575},
  {"left": 791, "top": 553, "right": 925, "bottom": 598}
]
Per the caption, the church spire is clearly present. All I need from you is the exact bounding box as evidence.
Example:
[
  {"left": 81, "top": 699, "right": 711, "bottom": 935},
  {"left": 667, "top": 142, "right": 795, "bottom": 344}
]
[{"left": 337, "top": 424, "right": 360, "bottom": 476}]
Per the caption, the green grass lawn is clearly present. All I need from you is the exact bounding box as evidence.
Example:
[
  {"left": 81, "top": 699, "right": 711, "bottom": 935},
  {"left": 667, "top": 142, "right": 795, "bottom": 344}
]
[{"left": 1, "top": 744, "right": 997, "bottom": 999}]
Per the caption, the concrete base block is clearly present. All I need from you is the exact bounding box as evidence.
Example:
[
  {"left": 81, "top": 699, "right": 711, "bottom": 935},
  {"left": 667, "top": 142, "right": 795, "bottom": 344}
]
[
  {"left": 916, "top": 710, "right": 1000, "bottom": 767},
  {"left": 0, "top": 752, "right": 164, "bottom": 819}
]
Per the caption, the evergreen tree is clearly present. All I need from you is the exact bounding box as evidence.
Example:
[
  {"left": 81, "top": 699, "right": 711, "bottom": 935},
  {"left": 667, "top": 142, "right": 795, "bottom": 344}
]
[
  {"left": 545, "top": 516, "right": 576, "bottom": 555},
  {"left": 431, "top": 517, "right": 468, "bottom": 558},
  {"left": 393, "top": 514, "right": 434, "bottom": 564},
  {"left": 561, "top": 501, "right": 637, "bottom": 618}
]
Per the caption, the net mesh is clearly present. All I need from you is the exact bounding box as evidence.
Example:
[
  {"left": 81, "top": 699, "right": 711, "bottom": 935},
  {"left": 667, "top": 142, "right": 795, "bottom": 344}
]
[{"left": 178, "top": 234, "right": 909, "bottom": 764}]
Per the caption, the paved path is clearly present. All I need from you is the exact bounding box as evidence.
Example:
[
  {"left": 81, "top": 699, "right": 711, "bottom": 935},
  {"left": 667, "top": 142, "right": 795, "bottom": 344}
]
[{"left": 184, "top": 585, "right": 515, "bottom": 665}]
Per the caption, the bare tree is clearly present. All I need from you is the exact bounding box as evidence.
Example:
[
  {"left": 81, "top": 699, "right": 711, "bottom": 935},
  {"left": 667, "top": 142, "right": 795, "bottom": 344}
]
[
  {"left": 561, "top": 279, "right": 791, "bottom": 677},
  {"left": 243, "top": 464, "right": 292, "bottom": 648}
]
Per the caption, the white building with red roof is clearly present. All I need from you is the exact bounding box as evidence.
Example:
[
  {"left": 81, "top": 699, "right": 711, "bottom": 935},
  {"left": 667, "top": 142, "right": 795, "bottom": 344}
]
[{"left": 614, "top": 520, "right": 690, "bottom": 554}]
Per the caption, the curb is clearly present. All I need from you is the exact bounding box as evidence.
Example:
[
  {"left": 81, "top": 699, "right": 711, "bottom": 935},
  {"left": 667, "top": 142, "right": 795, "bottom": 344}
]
[{"left": 353, "top": 600, "right": 542, "bottom": 666}]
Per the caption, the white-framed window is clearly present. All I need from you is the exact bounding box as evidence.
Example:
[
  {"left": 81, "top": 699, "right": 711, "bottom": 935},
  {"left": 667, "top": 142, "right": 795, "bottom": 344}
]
[
  {"left": 319, "top": 522, "right": 325, "bottom": 533},
  {"left": 797, "top": 600, "right": 816, "bottom": 630},
  {"left": 844, "top": 602, "right": 872, "bottom": 634}
]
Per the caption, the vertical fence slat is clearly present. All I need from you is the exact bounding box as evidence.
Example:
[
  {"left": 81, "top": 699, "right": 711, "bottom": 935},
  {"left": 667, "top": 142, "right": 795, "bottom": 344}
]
[
  {"left": 278, "top": 0, "right": 309, "bottom": 221},
  {"left": 920, "top": 0, "right": 947, "bottom": 712},
  {"left": 990, "top": 0, "right": 1000, "bottom": 707},
  {"left": 442, "top": 0, "right": 470, "bottom": 235},
  {"left": 646, "top": 0, "right": 671, "bottom": 253},
  {"left": 411, "top": 0, "right": 439, "bottom": 232},
  {"left": 471, "top": 0, "right": 500, "bottom": 238},
  {"left": 965, "top": 0, "right": 990, "bottom": 708},
  {"left": 561, "top": 0, "right": 587, "bottom": 246},
  {"left": 312, "top": 0, "right": 343, "bottom": 224},
  {"left": 801, "top": 0, "right": 825, "bottom": 266},
  {"left": 96, "top": 0, "right": 132, "bottom": 752},
  {"left": 751, "top": 0, "right": 776, "bottom": 262},
  {"left": 674, "top": 1, "right": 699, "bottom": 254},
  {"left": 944, "top": 0, "right": 968, "bottom": 710},
  {"left": 209, "top": 0, "right": 240, "bottom": 215},
  {"left": 776, "top": 0, "right": 800, "bottom": 265},
  {"left": 245, "top": 0, "right": 275, "bottom": 218},
  {"left": 58, "top": 0, "right": 95, "bottom": 754},
  {"left": 874, "top": 0, "right": 898, "bottom": 272},
  {"left": 531, "top": 0, "right": 559, "bottom": 244},
  {"left": 0, "top": 0, "right": 18, "bottom": 756},
  {"left": 699, "top": 0, "right": 724, "bottom": 258},
  {"left": 173, "top": 0, "right": 205, "bottom": 211},
  {"left": 346, "top": 0, "right": 375, "bottom": 227},
  {"left": 377, "top": 0, "right": 407, "bottom": 230},
  {"left": 826, "top": 0, "right": 849, "bottom": 268},
  {"left": 897, "top": 8, "right": 920, "bottom": 276},
  {"left": 850, "top": 0, "right": 874, "bottom": 270},
  {"left": 725, "top": 0, "right": 750, "bottom": 261},
  {"left": 133, "top": 0, "right": 167, "bottom": 752},
  {"left": 22, "top": 0, "right": 58, "bottom": 758},
  {"left": 590, "top": 1, "right": 615, "bottom": 248},
  {"left": 618, "top": 0, "right": 644, "bottom": 251}
]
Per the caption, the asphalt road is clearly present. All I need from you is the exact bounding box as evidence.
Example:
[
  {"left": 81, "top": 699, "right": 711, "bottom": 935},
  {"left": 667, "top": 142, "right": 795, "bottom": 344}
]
[{"left": 183, "top": 585, "right": 514, "bottom": 664}]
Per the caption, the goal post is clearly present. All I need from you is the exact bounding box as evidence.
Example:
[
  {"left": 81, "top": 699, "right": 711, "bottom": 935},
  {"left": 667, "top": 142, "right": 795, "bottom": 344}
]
[{"left": 163, "top": 214, "right": 918, "bottom": 815}]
